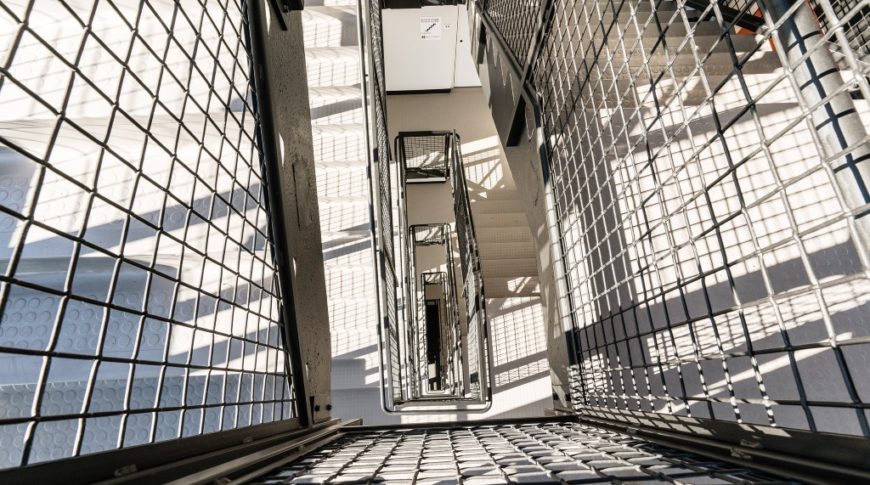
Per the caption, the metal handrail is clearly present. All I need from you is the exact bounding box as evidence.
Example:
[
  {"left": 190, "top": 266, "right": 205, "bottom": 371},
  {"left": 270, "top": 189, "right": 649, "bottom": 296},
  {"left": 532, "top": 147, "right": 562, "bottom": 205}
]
[
  {"left": 426, "top": 227, "right": 463, "bottom": 395},
  {"left": 448, "top": 132, "right": 495, "bottom": 404},
  {"left": 378, "top": 132, "right": 494, "bottom": 412}
]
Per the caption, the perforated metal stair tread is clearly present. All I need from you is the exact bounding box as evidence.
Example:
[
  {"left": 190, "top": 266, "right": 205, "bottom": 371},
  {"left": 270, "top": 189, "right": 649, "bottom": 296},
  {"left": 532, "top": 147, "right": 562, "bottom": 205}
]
[{"left": 251, "top": 421, "right": 786, "bottom": 484}]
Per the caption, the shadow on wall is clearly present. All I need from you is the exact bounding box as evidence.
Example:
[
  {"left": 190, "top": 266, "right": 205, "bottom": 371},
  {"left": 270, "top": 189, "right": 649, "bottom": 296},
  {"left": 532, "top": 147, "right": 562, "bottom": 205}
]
[{"left": 553, "top": 64, "right": 870, "bottom": 437}]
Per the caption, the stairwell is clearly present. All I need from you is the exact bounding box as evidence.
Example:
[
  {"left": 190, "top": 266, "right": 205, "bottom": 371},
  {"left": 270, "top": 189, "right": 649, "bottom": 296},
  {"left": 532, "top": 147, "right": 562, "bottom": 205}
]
[
  {"left": 388, "top": 88, "right": 554, "bottom": 420},
  {"left": 304, "top": 0, "right": 554, "bottom": 421}
]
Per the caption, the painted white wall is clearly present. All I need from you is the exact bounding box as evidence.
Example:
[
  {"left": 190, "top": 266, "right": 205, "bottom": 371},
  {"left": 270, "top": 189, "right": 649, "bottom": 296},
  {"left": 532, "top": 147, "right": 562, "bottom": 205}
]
[
  {"left": 454, "top": 5, "right": 481, "bottom": 87},
  {"left": 383, "top": 5, "right": 480, "bottom": 91}
]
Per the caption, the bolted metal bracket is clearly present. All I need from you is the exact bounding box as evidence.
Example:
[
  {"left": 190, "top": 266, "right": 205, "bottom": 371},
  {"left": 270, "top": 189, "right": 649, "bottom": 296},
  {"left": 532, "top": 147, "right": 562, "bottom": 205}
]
[{"left": 268, "top": 0, "right": 303, "bottom": 31}]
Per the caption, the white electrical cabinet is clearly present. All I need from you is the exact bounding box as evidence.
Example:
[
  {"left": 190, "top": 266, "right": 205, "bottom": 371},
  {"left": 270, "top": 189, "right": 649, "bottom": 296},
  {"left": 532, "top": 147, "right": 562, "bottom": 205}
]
[{"left": 383, "top": 5, "right": 480, "bottom": 91}]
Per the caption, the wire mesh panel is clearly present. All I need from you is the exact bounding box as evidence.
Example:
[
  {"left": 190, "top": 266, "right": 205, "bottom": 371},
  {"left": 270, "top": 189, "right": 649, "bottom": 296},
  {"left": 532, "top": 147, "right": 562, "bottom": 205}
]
[
  {"left": 449, "top": 135, "right": 489, "bottom": 400},
  {"left": 399, "top": 132, "right": 450, "bottom": 180},
  {"left": 362, "top": 0, "right": 404, "bottom": 405},
  {"left": 530, "top": 0, "right": 870, "bottom": 437},
  {"left": 253, "top": 420, "right": 786, "bottom": 483},
  {"left": 0, "top": 0, "right": 298, "bottom": 468},
  {"left": 811, "top": 0, "right": 870, "bottom": 62},
  {"left": 483, "top": 0, "right": 545, "bottom": 67},
  {"left": 412, "top": 224, "right": 449, "bottom": 245}
]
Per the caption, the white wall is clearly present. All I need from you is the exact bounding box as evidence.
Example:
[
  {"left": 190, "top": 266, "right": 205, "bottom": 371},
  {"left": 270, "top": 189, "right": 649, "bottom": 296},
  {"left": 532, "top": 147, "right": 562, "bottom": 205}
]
[{"left": 383, "top": 5, "right": 480, "bottom": 91}]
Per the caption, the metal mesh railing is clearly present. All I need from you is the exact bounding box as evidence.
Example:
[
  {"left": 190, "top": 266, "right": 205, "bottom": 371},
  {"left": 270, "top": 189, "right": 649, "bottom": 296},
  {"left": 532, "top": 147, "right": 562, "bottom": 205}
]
[
  {"left": 449, "top": 134, "right": 490, "bottom": 400},
  {"left": 421, "top": 272, "right": 447, "bottom": 391},
  {"left": 482, "top": 0, "right": 545, "bottom": 67},
  {"left": 412, "top": 224, "right": 450, "bottom": 245},
  {"left": 360, "top": 0, "right": 403, "bottom": 405},
  {"left": 399, "top": 133, "right": 450, "bottom": 180},
  {"left": 811, "top": 0, "right": 870, "bottom": 62},
  {"left": 0, "top": 0, "right": 298, "bottom": 468},
  {"left": 410, "top": 224, "right": 465, "bottom": 398},
  {"left": 385, "top": 133, "right": 492, "bottom": 409},
  {"left": 526, "top": 0, "right": 870, "bottom": 437}
]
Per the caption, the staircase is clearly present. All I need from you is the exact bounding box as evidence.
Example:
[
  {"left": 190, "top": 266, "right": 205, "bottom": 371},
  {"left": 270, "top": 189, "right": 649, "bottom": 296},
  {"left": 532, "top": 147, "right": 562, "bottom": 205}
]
[
  {"left": 303, "top": 2, "right": 391, "bottom": 424},
  {"left": 474, "top": 196, "right": 540, "bottom": 299},
  {"left": 304, "top": 0, "right": 556, "bottom": 421},
  {"left": 461, "top": 142, "right": 552, "bottom": 417},
  {"left": 392, "top": 88, "right": 555, "bottom": 419}
]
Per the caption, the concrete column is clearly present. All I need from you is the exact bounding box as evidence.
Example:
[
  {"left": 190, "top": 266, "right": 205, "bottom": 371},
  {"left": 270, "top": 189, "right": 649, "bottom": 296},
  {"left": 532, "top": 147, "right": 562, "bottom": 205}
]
[{"left": 248, "top": 0, "right": 333, "bottom": 425}]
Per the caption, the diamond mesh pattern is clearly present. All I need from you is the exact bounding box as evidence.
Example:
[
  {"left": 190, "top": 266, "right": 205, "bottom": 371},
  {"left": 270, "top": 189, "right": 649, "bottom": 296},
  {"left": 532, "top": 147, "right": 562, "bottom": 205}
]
[
  {"left": 529, "top": 0, "right": 870, "bottom": 436},
  {"left": 0, "top": 0, "right": 297, "bottom": 468},
  {"left": 484, "top": 0, "right": 545, "bottom": 66}
]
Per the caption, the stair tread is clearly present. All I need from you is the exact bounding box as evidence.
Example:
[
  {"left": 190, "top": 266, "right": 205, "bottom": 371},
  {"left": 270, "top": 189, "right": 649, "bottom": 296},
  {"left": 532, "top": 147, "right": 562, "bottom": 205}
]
[
  {"left": 304, "top": 0, "right": 358, "bottom": 6},
  {"left": 481, "top": 257, "right": 539, "bottom": 277},
  {"left": 476, "top": 226, "right": 534, "bottom": 244},
  {"left": 484, "top": 276, "right": 541, "bottom": 297},
  {"left": 473, "top": 212, "right": 528, "bottom": 227},
  {"left": 304, "top": 4, "right": 357, "bottom": 12},
  {"left": 302, "top": 6, "right": 359, "bottom": 48},
  {"left": 312, "top": 123, "right": 366, "bottom": 133},
  {"left": 308, "top": 85, "right": 363, "bottom": 102},
  {"left": 314, "top": 159, "right": 369, "bottom": 167},
  {"left": 319, "top": 195, "right": 371, "bottom": 203},
  {"left": 479, "top": 244, "right": 536, "bottom": 262}
]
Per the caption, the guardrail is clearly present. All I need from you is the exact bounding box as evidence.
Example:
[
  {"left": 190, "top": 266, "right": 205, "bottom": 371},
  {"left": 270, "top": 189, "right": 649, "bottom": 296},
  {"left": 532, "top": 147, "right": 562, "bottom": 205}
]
[
  {"left": 0, "top": 0, "right": 317, "bottom": 479},
  {"left": 471, "top": 0, "right": 870, "bottom": 478},
  {"left": 373, "top": 132, "right": 493, "bottom": 411}
]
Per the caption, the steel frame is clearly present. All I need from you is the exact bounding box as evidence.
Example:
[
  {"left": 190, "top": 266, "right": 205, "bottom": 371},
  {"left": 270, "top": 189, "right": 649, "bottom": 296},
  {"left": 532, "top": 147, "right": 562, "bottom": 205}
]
[
  {"left": 244, "top": 416, "right": 870, "bottom": 484},
  {"left": 0, "top": 0, "right": 323, "bottom": 480},
  {"left": 470, "top": 0, "right": 870, "bottom": 474}
]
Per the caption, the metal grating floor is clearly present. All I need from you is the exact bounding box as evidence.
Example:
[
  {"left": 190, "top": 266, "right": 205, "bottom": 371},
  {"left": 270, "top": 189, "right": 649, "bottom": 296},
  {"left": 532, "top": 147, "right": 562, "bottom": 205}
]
[{"left": 253, "top": 421, "right": 790, "bottom": 484}]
